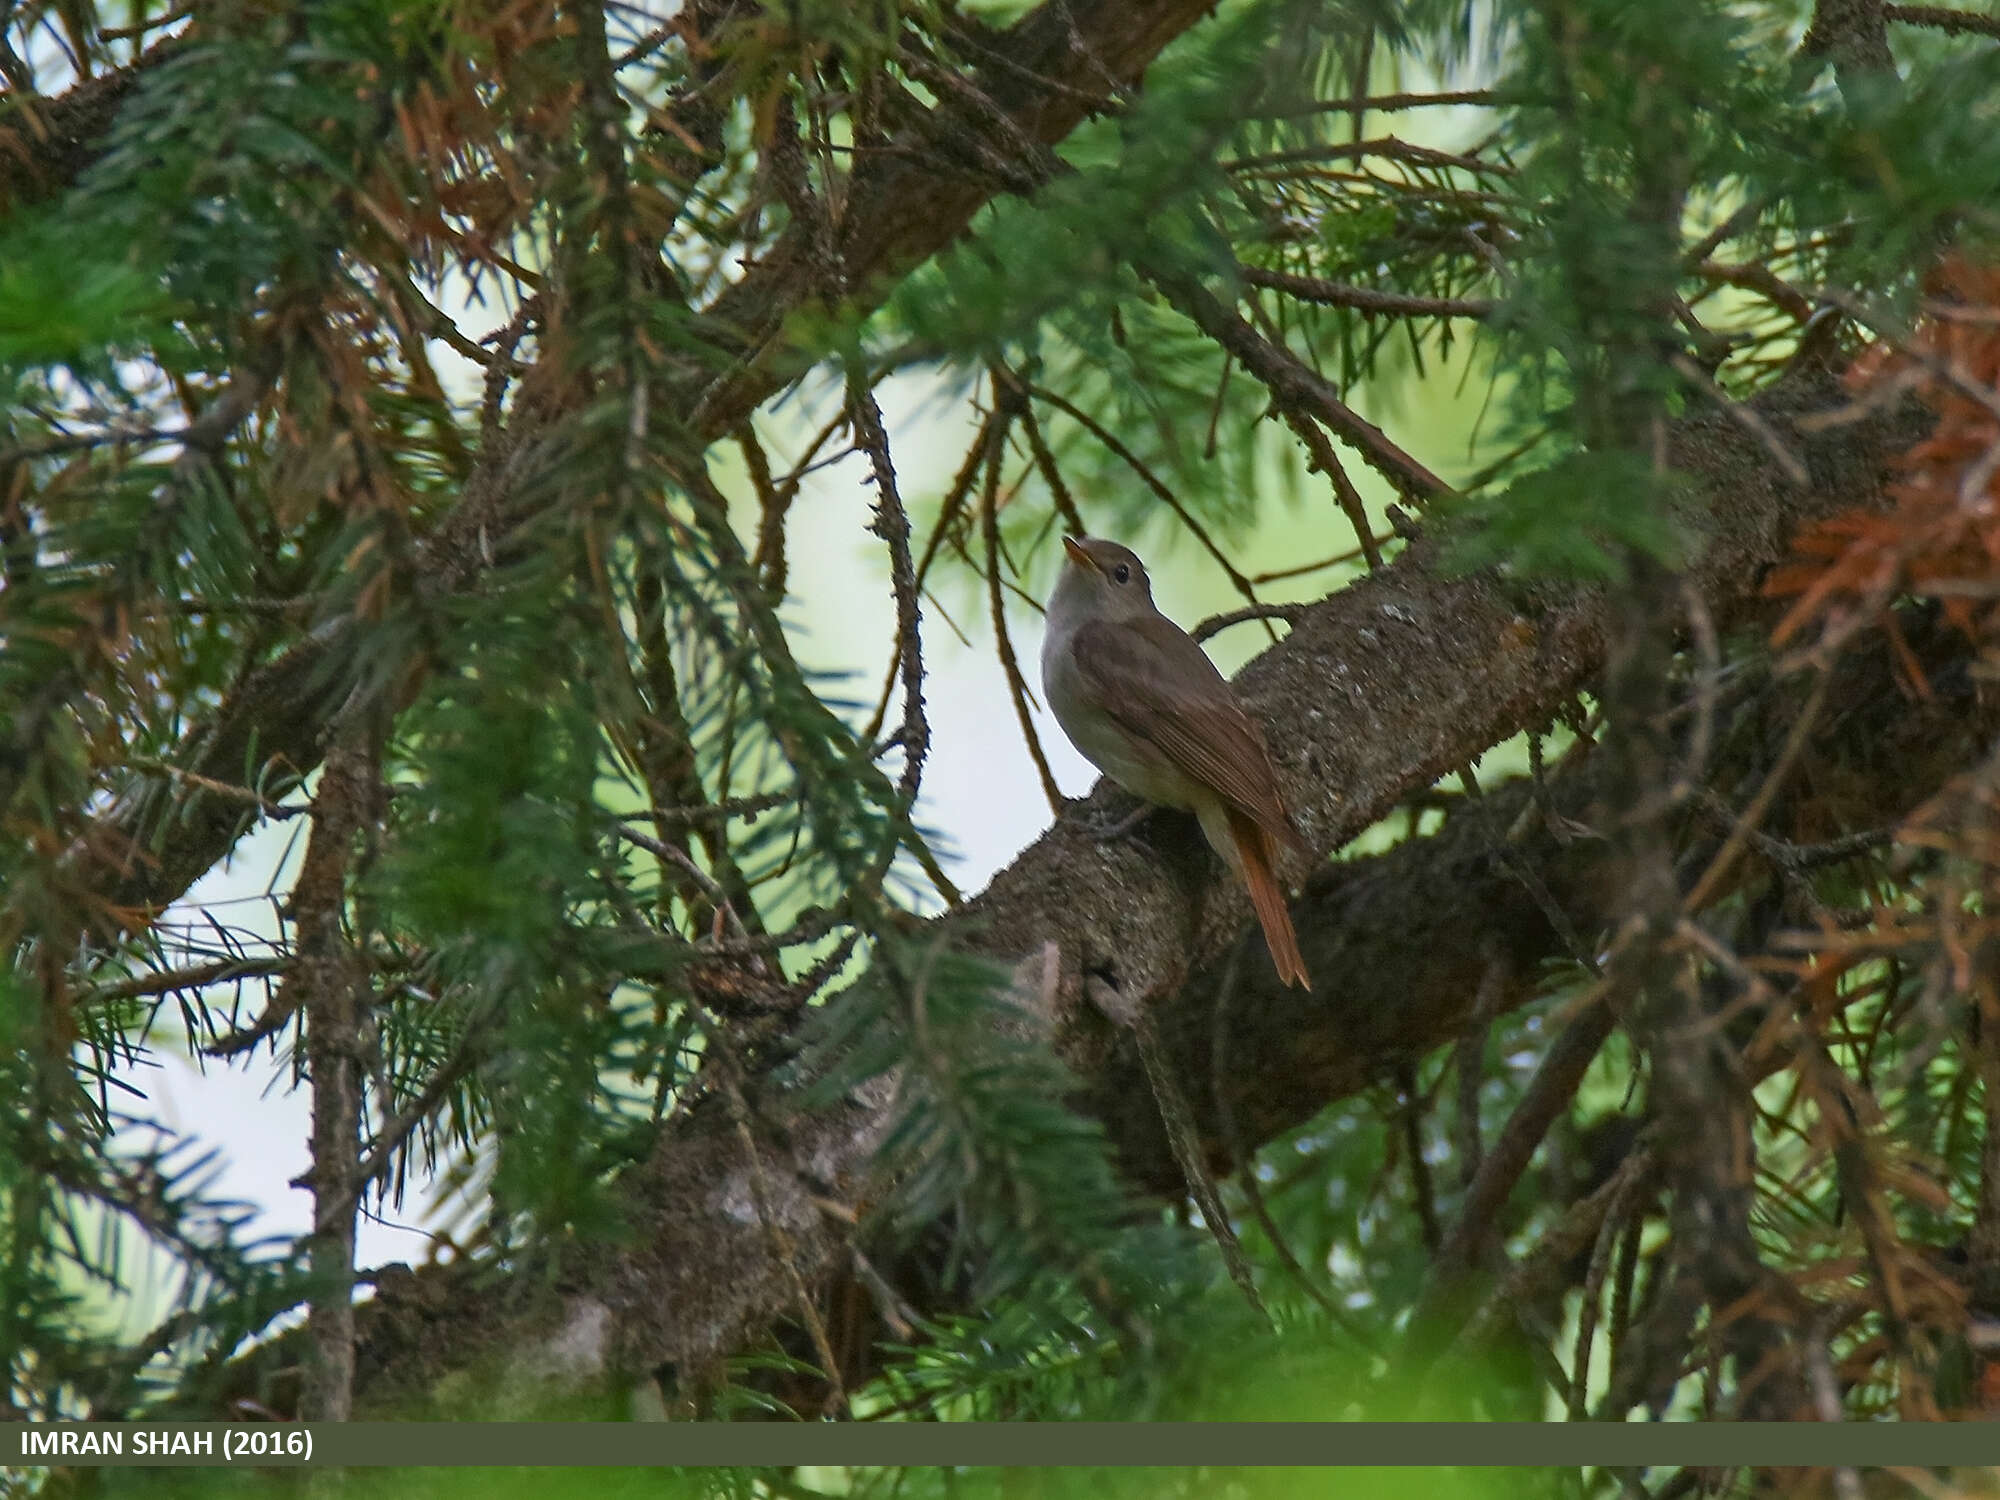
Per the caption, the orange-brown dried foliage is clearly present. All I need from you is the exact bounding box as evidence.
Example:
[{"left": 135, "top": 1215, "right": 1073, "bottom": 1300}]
[{"left": 1769, "top": 257, "right": 2000, "bottom": 678}]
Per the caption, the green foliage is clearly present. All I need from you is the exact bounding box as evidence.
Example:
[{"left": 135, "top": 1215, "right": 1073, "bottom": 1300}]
[
  {"left": 883, "top": 0, "right": 1269, "bottom": 358},
  {"left": 1441, "top": 449, "right": 1693, "bottom": 580},
  {"left": 0, "top": 958, "right": 310, "bottom": 1420},
  {"left": 801, "top": 941, "right": 1196, "bottom": 1307},
  {"left": 377, "top": 649, "right": 600, "bottom": 964},
  {"left": 0, "top": 229, "right": 168, "bottom": 373},
  {"left": 1771, "top": 49, "right": 2000, "bottom": 293},
  {"left": 6, "top": 0, "right": 2000, "bottom": 1457}
]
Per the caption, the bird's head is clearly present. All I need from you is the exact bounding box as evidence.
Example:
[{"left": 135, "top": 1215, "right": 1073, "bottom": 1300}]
[{"left": 1052, "top": 535, "right": 1157, "bottom": 623}]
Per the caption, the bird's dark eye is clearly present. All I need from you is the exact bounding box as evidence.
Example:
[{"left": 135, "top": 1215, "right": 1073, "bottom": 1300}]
[{"left": 1112, "top": 563, "right": 1132, "bottom": 584}]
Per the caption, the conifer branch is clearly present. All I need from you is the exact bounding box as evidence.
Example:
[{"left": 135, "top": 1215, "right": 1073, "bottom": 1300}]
[
  {"left": 319, "top": 367, "right": 1940, "bottom": 1413},
  {"left": 1152, "top": 266, "right": 1451, "bottom": 504},
  {"left": 1242, "top": 265, "right": 1497, "bottom": 321},
  {"left": 1883, "top": 4, "right": 2000, "bottom": 40},
  {"left": 293, "top": 729, "right": 379, "bottom": 1423}
]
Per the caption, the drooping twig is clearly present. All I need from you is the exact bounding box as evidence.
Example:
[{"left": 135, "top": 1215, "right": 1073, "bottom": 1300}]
[
  {"left": 1112, "top": 986, "right": 1271, "bottom": 1328},
  {"left": 1022, "top": 381, "right": 1267, "bottom": 608},
  {"left": 1454, "top": 1146, "right": 1655, "bottom": 1361},
  {"left": 1281, "top": 409, "right": 1385, "bottom": 570},
  {"left": 752, "top": 406, "right": 854, "bottom": 600},
  {"left": 863, "top": 405, "right": 997, "bottom": 746},
  {"left": 1190, "top": 602, "right": 1306, "bottom": 644},
  {"left": 978, "top": 397, "right": 1065, "bottom": 814},
  {"left": 1209, "top": 941, "right": 1381, "bottom": 1348},
  {"left": 1344, "top": 26, "right": 1374, "bottom": 147},
  {"left": 1666, "top": 578, "right": 1723, "bottom": 811},
  {"left": 1454, "top": 948, "right": 1511, "bottom": 1190},
  {"left": 1004, "top": 375, "right": 1088, "bottom": 540},
  {"left": 626, "top": 559, "right": 771, "bottom": 938},
  {"left": 619, "top": 825, "right": 752, "bottom": 940},
  {"left": 1398, "top": 1063, "right": 1442, "bottom": 1255},
  {"left": 294, "top": 727, "right": 381, "bottom": 1423},
  {"left": 1202, "top": 350, "right": 1234, "bottom": 460},
  {"left": 1606, "top": 1201, "right": 1646, "bottom": 1402},
  {"left": 696, "top": 1000, "right": 851, "bottom": 1416},
  {"left": 1429, "top": 990, "right": 1617, "bottom": 1279},
  {"left": 1150, "top": 269, "right": 1451, "bottom": 505},
  {"left": 676, "top": 465, "right": 958, "bottom": 913},
  {"left": 738, "top": 422, "right": 791, "bottom": 602},
  {"left": 1461, "top": 757, "right": 1601, "bottom": 969},
  {"left": 345, "top": 1027, "right": 484, "bottom": 1215},
  {"left": 1569, "top": 1155, "right": 1649, "bottom": 1419},
  {"left": 1667, "top": 351, "right": 1810, "bottom": 487},
  {"left": 849, "top": 372, "right": 931, "bottom": 813}
]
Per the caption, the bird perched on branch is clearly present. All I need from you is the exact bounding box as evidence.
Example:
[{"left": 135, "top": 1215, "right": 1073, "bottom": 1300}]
[{"left": 1040, "top": 535, "right": 1311, "bottom": 989}]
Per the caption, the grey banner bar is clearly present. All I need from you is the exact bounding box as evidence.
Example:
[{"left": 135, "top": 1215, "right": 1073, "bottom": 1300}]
[{"left": 7, "top": 1421, "right": 1997, "bottom": 1468}]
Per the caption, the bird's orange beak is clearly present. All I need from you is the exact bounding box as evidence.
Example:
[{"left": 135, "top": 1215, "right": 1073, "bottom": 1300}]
[{"left": 1062, "top": 535, "right": 1100, "bottom": 574}]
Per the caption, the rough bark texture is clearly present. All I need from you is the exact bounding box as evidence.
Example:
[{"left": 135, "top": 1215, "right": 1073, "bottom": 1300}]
[
  {"left": 201, "top": 364, "right": 1934, "bottom": 1419},
  {"left": 959, "top": 363, "right": 1928, "bottom": 1068},
  {"left": 29, "top": 0, "right": 1964, "bottom": 1423}
]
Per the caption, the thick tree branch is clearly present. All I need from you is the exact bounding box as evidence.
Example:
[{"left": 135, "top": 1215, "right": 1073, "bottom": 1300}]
[
  {"left": 60, "top": 0, "right": 1955, "bottom": 1422},
  {"left": 964, "top": 364, "right": 1925, "bottom": 1078},
  {"left": 69, "top": 0, "right": 1219, "bottom": 935},
  {"left": 1090, "top": 602, "right": 1984, "bottom": 1194},
  {"left": 216, "top": 364, "right": 1947, "bottom": 1421},
  {"left": 684, "top": 0, "right": 1220, "bottom": 438}
]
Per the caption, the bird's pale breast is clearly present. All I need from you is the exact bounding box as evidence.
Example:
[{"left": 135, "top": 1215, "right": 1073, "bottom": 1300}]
[{"left": 1042, "top": 621, "right": 1206, "bottom": 811}]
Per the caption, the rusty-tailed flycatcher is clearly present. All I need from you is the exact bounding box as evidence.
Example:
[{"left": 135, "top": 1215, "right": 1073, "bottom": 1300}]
[{"left": 1040, "top": 535, "right": 1310, "bottom": 989}]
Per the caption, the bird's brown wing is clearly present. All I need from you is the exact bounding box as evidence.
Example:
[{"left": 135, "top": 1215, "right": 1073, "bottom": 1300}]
[{"left": 1069, "top": 614, "right": 1304, "bottom": 851}]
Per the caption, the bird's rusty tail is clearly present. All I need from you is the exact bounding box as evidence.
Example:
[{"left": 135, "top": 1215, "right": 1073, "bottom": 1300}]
[{"left": 1226, "top": 806, "right": 1311, "bottom": 990}]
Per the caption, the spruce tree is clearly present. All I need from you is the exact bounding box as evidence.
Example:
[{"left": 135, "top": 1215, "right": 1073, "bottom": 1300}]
[{"left": 4, "top": 0, "right": 2000, "bottom": 1487}]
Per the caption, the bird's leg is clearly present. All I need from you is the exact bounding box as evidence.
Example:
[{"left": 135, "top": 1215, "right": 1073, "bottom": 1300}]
[
  {"left": 1065, "top": 792, "right": 1154, "bottom": 842},
  {"left": 1093, "top": 800, "right": 1155, "bottom": 841}
]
